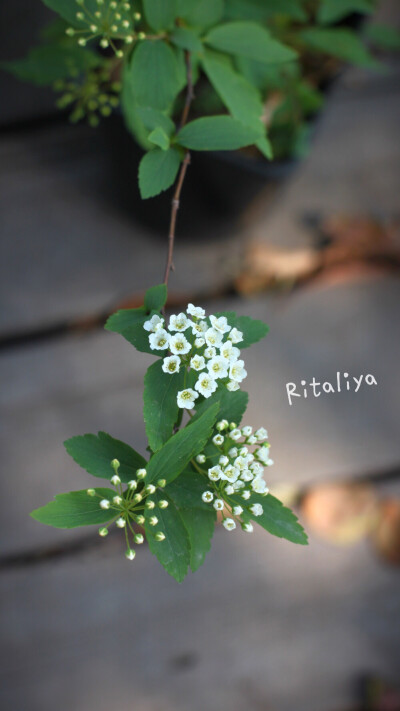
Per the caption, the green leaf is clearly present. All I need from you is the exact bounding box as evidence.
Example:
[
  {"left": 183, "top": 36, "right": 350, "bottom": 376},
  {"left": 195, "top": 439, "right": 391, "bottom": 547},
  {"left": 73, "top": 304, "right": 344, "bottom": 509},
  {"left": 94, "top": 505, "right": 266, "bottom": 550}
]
[
  {"left": 170, "top": 28, "right": 203, "bottom": 54},
  {"left": 2, "top": 44, "right": 101, "bottom": 86},
  {"left": 225, "top": 0, "right": 307, "bottom": 22},
  {"left": 105, "top": 306, "right": 146, "bottom": 333},
  {"left": 180, "top": 508, "right": 216, "bottom": 571},
  {"left": 300, "top": 28, "right": 381, "bottom": 68},
  {"left": 165, "top": 469, "right": 212, "bottom": 510},
  {"left": 177, "top": 0, "right": 225, "bottom": 27},
  {"left": 317, "top": 0, "right": 374, "bottom": 25},
  {"left": 148, "top": 127, "right": 170, "bottom": 150},
  {"left": 205, "top": 22, "right": 297, "bottom": 64},
  {"left": 193, "top": 388, "right": 249, "bottom": 426},
  {"left": 146, "top": 403, "right": 219, "bottom": 485},
  {"left": 256, "top": 135, "right": 273, "bottom": 160},
  {"left": 144, "top": 284, "right": 168, "bottom": 312},
  {"left": 135, "top": 106, "right": 176, "bottom": 136},
  {"left": 201, "top": 51, "right": 264, "bottom": 130},
  {"left": 139, "top": 147, "right": 181, "bottom": 199},
  {"left": 231, "top": 492, "right": 308, "bottom": 545},
  {"left": 365, "top": 24, "right": 400, "bottom": 51},
  {"left": 42, "top": 0, "right": 99, "bottom": 27},
  {"left": 177, "top": 116, "right": 262, "bottom": 150},
  {"left": 31, "top": 488, "right": 115, "bottom": 528},
  {"left": 143, "top": 0, "right": 177, "bottom": 31},
  {"left": 144, "top": 359, "right": 185, "bottom": 452},
  {"left": 128, "top": 40, "right": 184, "bottom": 111},
  {"left": 216, "top": 311, "right": 269, "bottom": 348},
  {"left": 64, "top": 432, "right": 146, "bottom": 483},
  {"left": 144, "top": 492, "right": 190, "bottom": 581}
]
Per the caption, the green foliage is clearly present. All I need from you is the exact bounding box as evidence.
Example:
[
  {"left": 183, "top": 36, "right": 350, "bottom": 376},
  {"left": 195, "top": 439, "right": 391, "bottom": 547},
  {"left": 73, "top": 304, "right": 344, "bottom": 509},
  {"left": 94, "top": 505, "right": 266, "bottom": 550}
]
[
  {"left": 225, "top": 0, "right": 308, "bottom": 22},
  {"left": 139, "top": 147, "right": 181, "bottom": 198},
  {"left": 177, "top": 116, "right": 262, "bottom": 150},
  {"left": 2, "top": 44, "right": 100, "bottom": 86},
  {"left": 216, "top": 311, "right": 269, "bottom": 348},
  {"left": 301, "top": 28, "right": 381, "bottom": 68},
  {"left": 317, "top": 0, "right": 374, "bottom": 25},
  {"left": 42, "top": 0, "right": 99, "bottom": 27},
  {"left": 170, "top": 28, "right": 203, "bottom": 54},
  {"left": 177, "top": 0, "right": 225, "bottom": 27},
  {"left": 165, "top": 469, "right": 214, "bottom": 510},
  {"left": 143, "top": 0, "right": 177, "bottom": 32},
  {"left": 143, "top": 359, "right": 185, "bottom": 452},
  {"left": 31, "top": 489, "right": 115, "bottom": 528},
  {"left": 64, "top": 432, "right": 146, "bottom": 483},
  {"left": 148, "top": 127, "right": 171, "bottom": 150},
  {"left": 205, "top": 22, "right": 298, "bottom": 64},
  {"left": 231, "top": 493, "right": 308, "bottom": 545},
  {"left": 193, "top": 389, "right": 249, "bottom": 426},
  {"left": 128, "top": 40, "right": 184, "bottom": 111},
  {"left": 180, "top": 508, "right": 216, "bottom": 572},
  {"left": 144, "top": 283, "right": 168, "bottom": 312},
  {"left": 144, "top": 492, "right": 191, "bottom": 582},
  {"left": 365, "top": 24, "right": 400, "bottom": 51}
]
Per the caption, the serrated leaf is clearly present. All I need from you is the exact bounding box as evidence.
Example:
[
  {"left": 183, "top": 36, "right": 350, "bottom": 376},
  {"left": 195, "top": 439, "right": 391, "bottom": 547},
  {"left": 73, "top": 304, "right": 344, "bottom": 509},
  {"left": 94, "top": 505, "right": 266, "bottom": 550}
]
[
  {"left": 193, "top": 388, "right": 249, "bottom": 426},
  {"left": 177, "top": 0, "right": 224, "bottom": 27},
  {"left": 205, "top": 22, "right": 297, "bottom": 64},
  {"left": 148, "top": 127, "right": 171, "bottom": 150},
  {"left": 216, "top": 311, "right": 269, "bottom": 348},
  {"left": 165, "top": 469, "right": 211, "bottom": 510},
  {"left": 30, "top": 488, "right": 115, "bottom": 528},
  {"left": 180, "top": 508, "right": 216, "bottom": 571},
  {"left": 144, "top": 359, "right": 185, "bottom": 452},
  {"left": 300, "top": 28, "right": 381, "bottom": 68},
  {"left": 105, "top": 307, "right": 146, "bottom": 334},
  {"left": 317, "top": 0, "right": 373, "bottom": 25},
  {"left": 146, "top": 403, "right": 219, "bottom": 485},
  {"left": 177, "top": 116, "right": 262, "bottom": 150},
  {"left": 170, "top": 27, "right": 203, "bottom": 53},
  {"left": 2, "top": 44, "right": 101, "bottom": 86},
  {"left": 139, "top": 147, "right": 181, "bottom": 199},
  {"left": 64, "top": 432, "right": 146, "bottom": 483},
  {"left": 143, "top": 0, "right": 177, "bottom": 31},
  {"left": 128, "top": 40, "right": 184, "bottom": 111},
  {"left": 144, "top": 284, "right": 168, "bottom": 312},
  {"left": 135, "top": 106, "right": 176, "bottom": 136},
  {"left": 144, "top": 492, "right": 190, "bottom": 581},
  {"left": 365, "top": 24, "right": 400, "bottom": 51},
  {"left": 231, "top": 492, "right": 308, "bottom": 544}
]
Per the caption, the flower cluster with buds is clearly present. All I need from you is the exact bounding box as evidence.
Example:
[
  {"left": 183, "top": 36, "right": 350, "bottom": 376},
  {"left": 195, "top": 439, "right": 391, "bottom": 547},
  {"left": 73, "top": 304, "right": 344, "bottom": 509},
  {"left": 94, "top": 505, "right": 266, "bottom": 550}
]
[
  {"left": 194, "top": 420, "right": 273, "bottom": 533},
  {"left": 54, "top": 68, "right": 121, "bottom": 126},
  {"left": 66, "top": 0, "right": 143, "bottom": 57},
  {"left": 87, "top": 458, "right": 169, "bottom": 560},
  {"left": 144, "top": 304, "right": 247, "bottom": 409}
]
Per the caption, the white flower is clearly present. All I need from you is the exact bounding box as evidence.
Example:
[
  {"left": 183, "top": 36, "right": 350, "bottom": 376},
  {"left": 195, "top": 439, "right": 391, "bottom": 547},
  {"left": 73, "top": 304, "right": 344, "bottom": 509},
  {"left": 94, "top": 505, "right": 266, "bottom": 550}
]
[
  {"left": 223, "top": 518, "right": 236, "bottom": 531},
  {"left": 219, "top": 341, "right": 240, "bottom": 363},
  {"left": 162, "top": 355, "right": 181, "bottom": 374},
  {"left": 144, "top": 314, "right": 164, "bottom": 332},
  {"left": 225, "top": 485, "right": 235, "bottom": 495},
  {"left": 196, "top": 454, "right": 206, "bottom": 464},
  {"left": 240, "top": 470, "right": 254, "bottom": 482},
  {"left": 208, "top": 465, "right": 222, "bottom": 481},
  {"left": 220, "top": 465, "right": 240, "bottom": 483},
  {"left": 194, "top": 337, "right": 205, "bottom": 348},
  {"left": 250, "top": 503, "right": 263, "bottom": 516},
  {"left": 187, "top": 303, "right": 206, "bottom": 319},
  {"left": 169, "top": 333, "right": 191, "bottom": 355},
  {"left": 219, "top": 455, "right": 229, "bottom": 466},
  {"left": 191, "top": 320, "right": 208, "bottom": 335},
  {"left": 208, "top": 356, "right": 229, "bottom": 379},
  {"left": 233, "top": 480, "right": 245, "bottom": 490},
  {"left": 247, "top": 435, "right": 257, "bottom": 444},
  {"left": 266, "top": 458, "right": 274, "bottom": 466},
  {"left": 111, "top": 474, "right": 121, "bottom": 485},
  {"left": 257, "top": 446, "right": 271, "bottom": 464},
  {"left": 195, "top": 373, "right": 217, "bottom": 398},
  {"left": 242, "top": 490, "right": 251, "bottom": 500},
  {"left": 116, "top": 517, "right": 126, "bottom": 528},
  {"left": 233, "top": 505, "right": 243, "bottom": 516},
  {"left": 210, "top": 315, "right": 231, "bottom": 334},
  {"left": 213, "top": 434, "right": 224, "bottom": 446},
  {"left": 177, "top": 388, "right": 199, "bottom": 409},
  {"left": 190, "top": 355, "right": 205, "bottom": 371},
  {"left": 100, "top": 499, "right": 110, "bottom": 509},
  {"left": 230, "top": 428, "right": 242, "bottom": 441},
  {"left": 217, "top": 419, "right": 229, "bottom": 431},
  {"left": 229, "top": 360, "right": 247, "bottom": 383},
  {"left": 234, "top": 456, "right": 247, "bottom": 471},
  {"left": 204, "top": 346, "right": 216, "bottom": 360},
  {"left": 238, "top": 446, "right": 248, "bottom": 455},
  {"left": 228, "top": 447, "right": 238, "bottom": 458},
  {"left": 228, "top": 327, "right": 243, "bottom": 344},
  {"left": 149, "top": 328, "right": 169, "bottom": 351},
  {"left": 204, "top": 328, "right": 223, "bottom": 347},
  {"left": 242, "top": 522, "right": 254, "bottom": 533},
  {"left": 113, "top": 495, "right": 122, "bottom": 505},
  {"left": 125, "top": 549, "right": 136, "bottom": 560},
  {"left": 213, "top": 499, "right": 224, "bottom": 511},
  {"left": 169, "top": 312, "right": 191, "bottom": 332},
  {"left": 242, "top": 426, "right": 252, "bottom": 437},
  {"left": 202, "top": 490, "right": 214, "bottom": 503},
  {"left": 252, "top": 478, "right": 269, "bottom": 495},
  {"left": 250, "top": 461, "right": 264, "bottom": 476},
  {"left": 227, "top": 380, "right": 240, "bottom": 391},
  {"left": 255, "top": 427, "right": 268, "bottom": 441}
]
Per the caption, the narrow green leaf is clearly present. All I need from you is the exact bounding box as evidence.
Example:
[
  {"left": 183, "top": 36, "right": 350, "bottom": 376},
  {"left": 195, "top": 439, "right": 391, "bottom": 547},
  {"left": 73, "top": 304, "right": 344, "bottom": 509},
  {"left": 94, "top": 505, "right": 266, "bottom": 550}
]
[
  {"left": 193, "top": 388, "right": 249, "bottom": 426},
  {"left": 146, "top": 403, "right": 219, "bottom": 485},
  {"left": 31, "top": 488, "right": 115, "bottom": 528},
  {"left": 205, "top": 22, "right": 297, "bottom": 64},
  {"left": 143, "top": 0, "right": 177, "bottom": 31},
  {"left": 144, "top": 284, "right": 168, "bottom": 312},
  {"left": 139, "top": 147, "right": 181, "bottom": 199},
  {"left": 2, "top": 44, "right": 100, "bottom": 86},
  {"left": 170, "top": 28, "right": 203, "bottom": 54},
  {"left": 300, "top": 28, "right": 381, "bottom": 68},
  {"left": 216, "top": 311, "right": 269, "bottom": 348},
  {"left": 177, "top": 0, "right": 224, "bottom": 27},
  {"left": 177, "top": 116, "right": 262, "bottom": 150},
  {"left": 180, "top": 508, "right": 216, "bottom": 572},
  {"left": 365, "top": 24, "right": 400, "bottom": 51},
  {"left": 129, "top": 40, "right": 184, "bottom": 111},
  {"left": 231, "top": 492, "right": 308, "bottom": 544},
  {"left": 144, "top": 359, "right": 185, "bottom": 452},
  {"left": 256, "top": 135, "right": 273, "bottom": 160},
  {"left": 144, "top": 492, "right": 190, "bottom": 581},
  {"left": 148, "top": 127, "right": 170, "bottom": 150},
  {"left": 64, "top": 432, "right": 146, "bottom": 483},
  {"left": 165, "top": 469, "right": 212, "bottom": 510},
  {"left": 317, "top": 0, "right": 374, "bottom": 25}
]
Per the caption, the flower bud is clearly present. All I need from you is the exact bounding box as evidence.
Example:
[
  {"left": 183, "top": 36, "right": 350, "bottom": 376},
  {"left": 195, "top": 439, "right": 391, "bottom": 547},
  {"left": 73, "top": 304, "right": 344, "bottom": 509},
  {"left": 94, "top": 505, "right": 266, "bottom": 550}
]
[
  {"left": 149, "top": 516, "right": 158, "bottom": 526},
  {"left": 86, "top": 488, "right": 96, "bottom": 496},
  {"left": 135, "top": 515, "right": 145, "bottom": 525},
  {"left": 98, "top": 527, "right": 108, "bottom": 537},
  {"left": 111, "top": 474, "right": 121, "bottom": 486},
  {"left": 229, "top": 422, "right": 237, "bottom": 430},
  {"left": 116, "top": 517, "right": 126, "bottom": 528},
  {"left": 136, "top": 468, "right": 147, "bottom": 480},
  {"left": 134, "top": 533, "right": 144, "bottom": 544},
  {"left": 157, "top": 479, "right": 166, "bottom": 488},
  {"left": 113, "top": 495, "right": 122, "bottom": 505},
  {"left": 145, "top": 500, "right": 155, "bottom": 510},
  {"left": 99, "top": 499, "right": 110, "bottom": 509},
  {"left": 125, "top": 549, "right": 136, "bottom": 561},
  {"left": 158, "top": 500, "right": 169, "bottom": 509},
  {"left": 127, "top": 480, "right": 137, "bottom": 490},
  {"left": 133, "top": 493, "right": 142, "bottom": 503},
  {"left": 155, "top": 532, "right": 165, "bottom": 541},
  {"left": 145, "top": 484, "right": 156, "bottom": 494}
]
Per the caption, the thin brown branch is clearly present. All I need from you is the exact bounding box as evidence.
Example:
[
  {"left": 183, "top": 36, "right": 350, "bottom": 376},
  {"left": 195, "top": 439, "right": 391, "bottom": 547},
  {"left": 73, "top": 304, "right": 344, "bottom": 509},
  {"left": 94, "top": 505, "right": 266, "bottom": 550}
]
[{"left": 163, "top": 51, "right": 194, "bottom": 287}]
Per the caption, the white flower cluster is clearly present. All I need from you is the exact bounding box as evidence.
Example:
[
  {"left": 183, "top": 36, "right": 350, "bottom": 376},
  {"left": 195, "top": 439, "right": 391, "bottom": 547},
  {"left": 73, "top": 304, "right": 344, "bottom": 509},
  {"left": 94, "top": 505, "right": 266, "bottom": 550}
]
[
  {"left": 88, "top": 459, "right": 168, "bottom": 561},
  {"left": 144, "top": 304, "right": 247, "bottom": 409},
  {"left": 196, "top": 421, "right": 273, "bottom": 533}
]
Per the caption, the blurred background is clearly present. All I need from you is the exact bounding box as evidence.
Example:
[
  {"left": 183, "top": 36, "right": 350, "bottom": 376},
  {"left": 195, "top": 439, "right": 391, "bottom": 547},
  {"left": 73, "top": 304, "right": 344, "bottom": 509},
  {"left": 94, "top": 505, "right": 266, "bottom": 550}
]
[{"left": 1, "top": 1, "right": 400, "bottom": 710}]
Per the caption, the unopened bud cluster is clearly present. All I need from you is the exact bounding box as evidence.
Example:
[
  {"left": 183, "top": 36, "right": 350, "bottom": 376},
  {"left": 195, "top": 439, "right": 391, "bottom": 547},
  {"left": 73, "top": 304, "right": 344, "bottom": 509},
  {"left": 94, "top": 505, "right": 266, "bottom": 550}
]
[
  {"left": 195, "top": 421, "right": 272, "bottom": 532},
  {"left": 66, "top": 0, "right": 144, "bottom": 56},
  {"left": 54, "top": 67, "right": 121, "bottom": 127},
  {"left": 144, "top": 304, "right": 247, "bottom": 409},
  {"left": 87, "top": 458, "right": 169, "bottom": 561}
]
